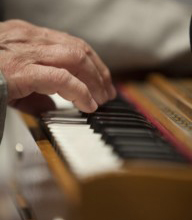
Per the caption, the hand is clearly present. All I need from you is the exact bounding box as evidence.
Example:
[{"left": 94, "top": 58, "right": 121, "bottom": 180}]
[{"left": 0, "top": 19, "right": 116, "bottom": 113}]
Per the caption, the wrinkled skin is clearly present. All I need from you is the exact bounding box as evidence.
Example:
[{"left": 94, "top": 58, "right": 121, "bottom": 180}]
[{"left": 0, "top": 19, "right": 116, "bottom": 114}]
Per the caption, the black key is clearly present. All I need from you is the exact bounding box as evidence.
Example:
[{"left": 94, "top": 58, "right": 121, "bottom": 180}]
[
  {"left": 114, "top": 143, "right": 173, "bottom": 154},
  {"left": 112, "top": 138, "right": 187, "bottom": 162},
  {"left": 104, "top": 134, "right": 157, "bottom": 145},
  {"left": 95, "top": 106, "right": 136, "bottom": 113},
  {"left": 93, "top": 112, "right": 144, "bottom": 117},
  {"left": 86, "top": 112, "right": 145, "bottom": 119},
  {"left": 116, "top": 151, "right": 186, "bottom": 162},
  {"left": 88, "top": 116, "right": 148, "bottom": 125},
  {"left": 112, "top": 138, "right": 170, "bottom": 151},
  {"left": 102, "top": 101, "right": 131, "bottom": 107},
  {"left": 102, "top": 97, "right": 132, "bottom": 106},
  {"left": 41, "top": 94, "right": 189, "bottom": 163},
  {"left": 102, "top": 130, "right": 156, "bottom": 143},
  {"left": 102, "top": 127, "right": 155, "bottom": 136},
  {"left": 91, "top": 121, "right": 154, "bottom": 133}
]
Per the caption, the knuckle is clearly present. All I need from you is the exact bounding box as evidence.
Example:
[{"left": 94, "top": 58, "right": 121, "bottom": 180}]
[
  {"left": 84, "top": 45, "right": 91, "bottom": 55},
  {"left": 8, "top": 54, "right": 28, "bottom": 72},
  {"left": 40, "top": 27, "right": 50, "bottom": 38},
  {"left": 13, "top": 66, "right": 34, "bottom": 98},
  {"left": 39, "top": 68, "right": 67, "bottom": 93},
  {"left": 3, "top": 26, "right": 28, "bottom": 39},
  {"left": 7, "top": 25, "right": 37, "bottom": 39},
  {"left": 75, "top": 82, "right": 89, "bottom": 99},
  {"left": 6, "top": 19, "right": 29, "bottom": 27},
  {"left": 53, "top": 43, "right": 64, "bottom": 53},
  {"left": 77, "top": 38, "right": 86, "bottom": 47},
  {"left": 102, "top": 68, "right": 111, "bottom": 82},
  {"left": 77, "top": 39, "right": 91, "bottom": 54},
  {"left": 74, "top": 49, "right": 87, "bottom": 65},
  {"left": 80, "top": 84, "right": 89, "bottom": 96},
  {"left": 36, "top": 46, "right": 44, "bottom": 58},
  {"left": 16, "top": 27, "right": 29, "bottom": 36},
  {"left": 53, "top": 69, "right": 72, "bottom": 87},
  {"left": 41, "top": 68, "right": 56, "bottom": 84}
]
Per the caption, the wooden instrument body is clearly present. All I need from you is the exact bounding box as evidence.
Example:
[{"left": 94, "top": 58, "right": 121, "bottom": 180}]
[{"left": 2, "top": 75, "right": 192, "bottom": 220}]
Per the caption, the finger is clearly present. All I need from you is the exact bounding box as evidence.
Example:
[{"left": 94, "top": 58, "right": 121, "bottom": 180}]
[
  {"left": 35, "top": 44, "right": 109, "bottom": 105},
  {"left": 88, "top": 48, "right": 117, "bottom": 99},
  {"left": 74, "top": 41, "right": 116, "bottom": 100},
  {"left": 42, "top": 30, "right": 117, "bottom": 100},
  {"left": 26, "top": 64, "right": 98, "bottom": 113}
]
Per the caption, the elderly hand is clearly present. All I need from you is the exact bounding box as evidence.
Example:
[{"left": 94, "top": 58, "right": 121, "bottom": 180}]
[{"left": 0, "top": 20, "right": 116, "bottom": 113}]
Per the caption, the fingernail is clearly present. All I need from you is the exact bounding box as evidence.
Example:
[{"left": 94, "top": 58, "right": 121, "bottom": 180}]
[{"left": 89, "top": 98, "right": 98, "bottom": 112}]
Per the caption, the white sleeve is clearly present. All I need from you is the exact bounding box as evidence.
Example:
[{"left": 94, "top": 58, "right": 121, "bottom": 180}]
[{"left": 72, "top": 0, "right": 192, "bottom": 69}]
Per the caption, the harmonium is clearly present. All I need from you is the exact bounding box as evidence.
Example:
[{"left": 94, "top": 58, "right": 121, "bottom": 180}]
[{"left": 1, "top": 74, "right": 192, "bottom": 220}]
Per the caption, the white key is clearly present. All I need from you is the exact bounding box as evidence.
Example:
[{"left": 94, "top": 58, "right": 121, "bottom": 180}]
[{"left": 50, "top": 123, "right": 123, "bottom": 178}]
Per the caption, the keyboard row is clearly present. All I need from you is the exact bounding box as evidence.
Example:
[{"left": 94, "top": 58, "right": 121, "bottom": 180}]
[{"left": 41, "top": 97, "right": 188, "bottom": 177}]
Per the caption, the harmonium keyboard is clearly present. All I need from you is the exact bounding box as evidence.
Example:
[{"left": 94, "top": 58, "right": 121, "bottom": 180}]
[{"left": 3, "top": 74, "right": 192, "bottom": 220}]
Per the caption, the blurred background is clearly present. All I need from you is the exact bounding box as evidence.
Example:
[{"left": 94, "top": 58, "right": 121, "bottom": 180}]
[{"left": 3, "top": 0, "right": 192, "bottom": 79}]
